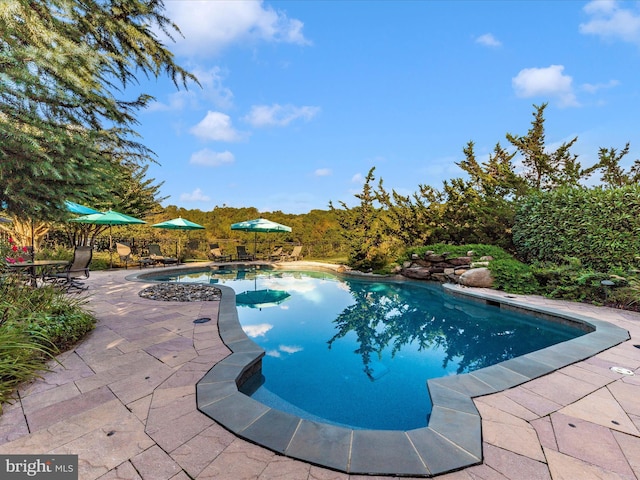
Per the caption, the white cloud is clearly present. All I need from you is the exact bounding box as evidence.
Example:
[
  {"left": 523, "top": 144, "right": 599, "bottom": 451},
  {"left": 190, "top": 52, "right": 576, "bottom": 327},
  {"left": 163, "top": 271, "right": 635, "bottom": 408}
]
[
  {"left": 314, "top": 168, "right": 332, "bottom": 177},
  {"left": 243, "top": 104, "right": 320, "bottom": 127},
  {"left": 190, "top": 149, "right": 235, "bottom": 167},
  {"left": 581, "top": 79, "right": 620, "bottom": 94},
  {"left": 190, "top": 111, "right": 245, "bottom": 142},
  {"left": 580, "top": 0, "right": 640, "bottom": 44},
  {"left": 163, "top": 0, "right": 310, "bottom": 58},
  {"left": 242, "top": 323, "right": 273, "bottom": 338},
  {"left": 279, "top": 345, "right": 302, "bottom": 354},
  {"left": 179, "top": 188, "right": 210, "bottom": 202},
  {"left": 190, "top": 66, "right": 234, "bottom": 110},
  {"left": 512, "top": 65, "right": 579, "bottom": 107},
  {"left": 351, "top": 173, "right": 364, "bottom": 184},
  {"left": 476, "top": 33, "right": 502, "bottom": 47},
  {"left": 146, "top": 90, "right": 197, "bottom": 112}
]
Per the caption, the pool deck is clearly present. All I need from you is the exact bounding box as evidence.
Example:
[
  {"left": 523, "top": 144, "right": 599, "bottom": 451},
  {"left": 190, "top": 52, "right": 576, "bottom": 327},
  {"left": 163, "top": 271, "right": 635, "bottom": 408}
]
[{"left": 0, "top": 263, "right": 639, "bottom": 479}]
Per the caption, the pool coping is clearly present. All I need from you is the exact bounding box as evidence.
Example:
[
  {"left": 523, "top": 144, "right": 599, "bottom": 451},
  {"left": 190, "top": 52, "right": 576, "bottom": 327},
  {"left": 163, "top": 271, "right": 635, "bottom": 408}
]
[{"left": 130, "top": 265, "right": 631, "bottom": 477}]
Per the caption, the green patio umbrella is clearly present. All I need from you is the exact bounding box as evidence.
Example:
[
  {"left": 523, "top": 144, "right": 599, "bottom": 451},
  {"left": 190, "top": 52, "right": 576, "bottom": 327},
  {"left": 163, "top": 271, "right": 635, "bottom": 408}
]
[
  {"left": 151, "top": 217, "right": 205, "bottom": 261},
  {"left": 65, "top": 201, "right": 100, "bottom": 215},
  {"left": 235, "top": 289, "right": 291, "bottom": 310},
  {"left": 230, "top": 218, "right": 291, "bottom": 257},
  {"left": 70, "top": 209, "right": 146, "bottom": 268}
]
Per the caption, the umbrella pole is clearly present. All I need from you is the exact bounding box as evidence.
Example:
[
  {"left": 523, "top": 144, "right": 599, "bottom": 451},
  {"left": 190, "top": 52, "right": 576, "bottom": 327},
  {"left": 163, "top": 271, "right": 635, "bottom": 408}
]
[
  {"left": 30, "top": 218, "right": 35, "bottom": 262},
  {"left": 109, "top": 224, "right": 113, "bottom": 269},
  {"left": 254, "top": 231, "right": 257, "bottom": 257}
]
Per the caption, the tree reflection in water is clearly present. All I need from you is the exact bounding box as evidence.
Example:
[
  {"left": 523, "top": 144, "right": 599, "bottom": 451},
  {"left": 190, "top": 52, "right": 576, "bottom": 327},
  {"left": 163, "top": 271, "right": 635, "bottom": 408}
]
[{"left": 328, "top": 280, "right": 584, "bottom": 380}]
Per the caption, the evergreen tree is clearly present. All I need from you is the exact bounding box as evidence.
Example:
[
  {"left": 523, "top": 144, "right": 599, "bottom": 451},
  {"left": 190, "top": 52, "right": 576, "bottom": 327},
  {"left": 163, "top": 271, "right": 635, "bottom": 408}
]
[
  {"left": 595, "top": 143, "right": 640, "bottom": 187},
  {"left": 0, "top": 0, "right": 197, "bottom": 221},
  {"left": 330, "top": 168, "right": 391, "bottom": 271},
  {"left": 505, "top": 103, "right": 595, "bottom": 190}
]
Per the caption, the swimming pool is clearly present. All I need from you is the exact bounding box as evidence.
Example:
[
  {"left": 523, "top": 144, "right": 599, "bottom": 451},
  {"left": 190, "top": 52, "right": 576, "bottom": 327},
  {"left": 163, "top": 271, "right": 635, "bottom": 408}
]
[
  {"left": 148, "top": 265, "right": 586, "bottom": 430},
  {"left": 135, "top": 263, "right": 629, "bottom": 476}
]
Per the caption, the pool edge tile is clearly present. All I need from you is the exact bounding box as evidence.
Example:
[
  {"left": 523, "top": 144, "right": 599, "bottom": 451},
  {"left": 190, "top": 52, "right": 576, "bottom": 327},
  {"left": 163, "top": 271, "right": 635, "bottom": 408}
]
[
  {"left": 285, "top": 420, "right": 352, "bottom": 472},
  {"left": 350, "top": 430, "right": 429, "bottom": 476}
]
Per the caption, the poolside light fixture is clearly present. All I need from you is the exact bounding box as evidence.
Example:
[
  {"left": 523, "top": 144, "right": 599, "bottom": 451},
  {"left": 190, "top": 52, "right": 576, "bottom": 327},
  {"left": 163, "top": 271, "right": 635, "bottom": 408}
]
[
  {"left": 610, "top": 366, "right": 634, "bottom": 376},
  {"left": 193, "top": 317, "right": 211, "bottom": 324}
]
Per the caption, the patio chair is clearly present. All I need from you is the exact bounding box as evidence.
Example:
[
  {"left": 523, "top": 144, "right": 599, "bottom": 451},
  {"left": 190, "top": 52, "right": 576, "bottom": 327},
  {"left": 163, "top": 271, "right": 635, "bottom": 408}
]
[
  {"left": 147, "top": 244, "right": 179, "bottom": 266},
  {"left": 116, "top": 242, "right": 152, "bottom": 269},
  {"left": 236, "top": 245, "right": 255, "bottom": 261},
  {"left": 268, "top": 246, "right": 283, "bottom": 261},
  {"left": 281, "top": 245, "right": 303, "bottom": 262},
  {"left": 208, "top": 246, "right": 232, "bottom": 262},
  {"left": 46, "top": 246, "right": 92, "bottom": 291}
]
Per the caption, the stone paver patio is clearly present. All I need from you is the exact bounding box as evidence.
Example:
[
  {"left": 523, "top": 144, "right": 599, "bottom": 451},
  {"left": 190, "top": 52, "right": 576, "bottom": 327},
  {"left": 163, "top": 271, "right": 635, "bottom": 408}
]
[{"left": 0, "top": 264, "right": 639, "bottom": 479}]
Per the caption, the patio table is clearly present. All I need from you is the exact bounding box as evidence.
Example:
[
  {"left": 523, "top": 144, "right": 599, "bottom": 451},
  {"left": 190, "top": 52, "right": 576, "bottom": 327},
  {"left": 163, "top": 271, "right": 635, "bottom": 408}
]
[{"left": 5, "top": 260, "right": 70, "bottom": 287}]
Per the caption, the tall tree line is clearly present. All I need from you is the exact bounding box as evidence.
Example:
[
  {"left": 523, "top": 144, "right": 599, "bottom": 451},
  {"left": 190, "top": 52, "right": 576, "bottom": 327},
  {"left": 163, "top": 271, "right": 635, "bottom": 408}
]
[{"left": 334, "top": 104, "right": 640, "bottom": 270}]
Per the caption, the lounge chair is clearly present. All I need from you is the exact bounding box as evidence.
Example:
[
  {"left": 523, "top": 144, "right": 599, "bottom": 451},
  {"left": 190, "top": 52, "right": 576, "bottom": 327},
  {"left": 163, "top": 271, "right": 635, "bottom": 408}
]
[
  {"left": 46, "top": 246, "right": 92, "bottom": 291},
  {"left": 116, "top": 242, "right": 152, "bottom": 269},
  {"left": 236, "top": 245, "right": 255, "bottom": 261},
  {"left": 281, "top": 245, "right": 303, "bottom": 261},
  {"left": 208, "top": 247, "right": 232, "bottom": 262},
  {"left": 147, "top": 244, "right": 179, "bottom": 266},
  {"left": 268, "top": 246, "right": 283, "bottom": 261}
]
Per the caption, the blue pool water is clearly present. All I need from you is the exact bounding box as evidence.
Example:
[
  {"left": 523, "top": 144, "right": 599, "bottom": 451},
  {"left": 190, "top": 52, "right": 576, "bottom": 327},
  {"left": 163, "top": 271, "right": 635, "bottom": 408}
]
[{"left": 152, "top": 266, "right": 586, "bottom": 430}]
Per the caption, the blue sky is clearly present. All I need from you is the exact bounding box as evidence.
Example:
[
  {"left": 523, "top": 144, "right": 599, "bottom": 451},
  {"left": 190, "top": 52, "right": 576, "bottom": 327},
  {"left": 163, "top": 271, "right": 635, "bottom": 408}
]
[{"left": 132, "top": 0, "right": 640, "bottom": 214}]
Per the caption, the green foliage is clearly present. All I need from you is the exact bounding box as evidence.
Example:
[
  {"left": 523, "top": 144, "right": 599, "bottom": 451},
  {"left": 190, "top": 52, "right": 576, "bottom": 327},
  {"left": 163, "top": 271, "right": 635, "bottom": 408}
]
[
  {"left": 0, "top": 323, "right": 55, "bottom": 404},
  {"left": 530, "top": 260, "right": 611, "bottom": 303},
  {"left": 0, "top": 0, "right": 197, "bottom": 222},
  {"left": 488, "top": 259, "right": 539, "bottom": 294},
  {"left": 513, "top": 185, "right": 640, "bottom": 270},
  {"left": 330, "top": 168, "right": 398, "bottom": 272},
  {"left": 0, "top": 279, "right": 96, "bottom": 403},
  {"left": 405, "top": 243, "right": 513, "bottom": 262},
  {"left": 606, "top": 276, "right": 640, "bottom": 310},
  {"left": 505, "top": 103, "right": 597, "bottom": 190},
  {"left": 596, "top": 143, "right": 640, "bottom": 187}
]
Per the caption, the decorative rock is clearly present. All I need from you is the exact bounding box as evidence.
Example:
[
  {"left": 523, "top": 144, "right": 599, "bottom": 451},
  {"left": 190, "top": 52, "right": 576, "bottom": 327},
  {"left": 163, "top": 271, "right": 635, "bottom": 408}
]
[
  {"left": 138, "top": 283, "right": 221, "bottom": 302},
  {"left": 459, "top": 268, "right": 494, "bottom": 288},
  {"left": 470, "top": 261, "right": 490, "bottom": 268},
  {"left": 402, "top": 267, "right": 433, "bottom": 280},
  {"left": 431, "top": 273, "right": 447, "bottom": 282},
  {"left": 426, "top": 254, "right": 446, "bottom": 262},
  {"left": 449, "top": 256, "right": 472, "bottom": 266},
  {"left": 467, "top": 250, "right": 475, "bottom": 257},
  {"left": 411, "top": 253, "right": 420, "bottom": 260},
  {"left": 479, "top": 255, "right": 494, "bottom": 261}
]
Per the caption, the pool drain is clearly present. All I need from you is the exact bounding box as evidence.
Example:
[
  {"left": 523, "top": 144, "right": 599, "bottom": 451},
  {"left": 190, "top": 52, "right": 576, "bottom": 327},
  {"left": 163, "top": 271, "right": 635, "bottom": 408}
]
[
  {"left": 194, "top": 317, "right": 211, "bottom": 324},
  {"left": 610, "top": 366, "right": 634, "bottom": 376}
]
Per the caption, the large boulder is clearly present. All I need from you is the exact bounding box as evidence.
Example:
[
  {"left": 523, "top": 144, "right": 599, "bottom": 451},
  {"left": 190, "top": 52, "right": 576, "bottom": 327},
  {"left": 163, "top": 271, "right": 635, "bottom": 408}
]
[
  {"left": 402, "top": 267, "right": 433, "bottom": 280},
  {"left": 459, "top": 267, "right": 494, "bottom": 288}
]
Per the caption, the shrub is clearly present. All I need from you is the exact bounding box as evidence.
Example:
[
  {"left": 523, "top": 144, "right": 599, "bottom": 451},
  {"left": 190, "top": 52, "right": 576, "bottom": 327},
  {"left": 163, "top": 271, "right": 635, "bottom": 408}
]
[
  {"left": 0, "top": 323, "right": 55, "bottom": 404},
  {"left": 0, "top": 281, "right": 96, "bottom": 403},
  {"left": 530, "top": 259, "right": 610, "bottom": 303},
  {"left": 488, "top": 259, "right": 540, "bottom": 294},
  {"left": 405, "top": 243, "right": 513, "bottom": 262},
  {"left": 513, "top": 185, "right": 640, "bottom": 270}
]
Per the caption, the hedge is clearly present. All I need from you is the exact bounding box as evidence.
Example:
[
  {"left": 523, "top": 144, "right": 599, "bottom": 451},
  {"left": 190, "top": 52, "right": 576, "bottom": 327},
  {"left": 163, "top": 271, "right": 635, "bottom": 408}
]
[{"left": 513, "top": 185, "right": 640, "bottom": 271}]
